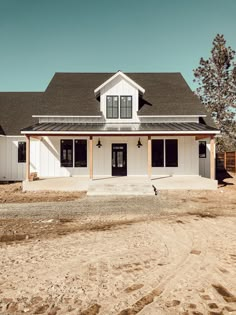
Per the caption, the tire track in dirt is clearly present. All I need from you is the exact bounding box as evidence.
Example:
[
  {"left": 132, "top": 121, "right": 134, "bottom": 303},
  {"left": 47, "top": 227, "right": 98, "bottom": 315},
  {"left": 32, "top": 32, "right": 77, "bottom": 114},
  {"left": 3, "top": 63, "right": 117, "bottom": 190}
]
[
  {"left": 99, "top": 219, "right": 195, "bottom": 314},
  {"left": 115, "top": 218, "right": 212, "bottom": 315}
]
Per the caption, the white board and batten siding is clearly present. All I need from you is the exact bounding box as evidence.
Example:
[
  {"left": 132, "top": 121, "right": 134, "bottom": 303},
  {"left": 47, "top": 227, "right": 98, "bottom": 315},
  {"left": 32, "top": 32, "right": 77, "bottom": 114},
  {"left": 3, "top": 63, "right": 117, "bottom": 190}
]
[
  {"left": 29, "top": 135, "right": 200, "bottom": 178},
  {"left": 199, "top": 139, "right": 211, "bottom": 178},
  {"left": 0, "top": 135, "right": 207, "bottom": 180},
  {"left": 151, "top": 136, "right": 199, "bottom": 176},
  {"left": 30, "top": 136, "right": 89, "bottom": 178},
  {"left": 0, "top": 136, "right": 26, "bottom": 181},
  {"left": 100, "top": 76, "right": 139, "bottom": 123}
]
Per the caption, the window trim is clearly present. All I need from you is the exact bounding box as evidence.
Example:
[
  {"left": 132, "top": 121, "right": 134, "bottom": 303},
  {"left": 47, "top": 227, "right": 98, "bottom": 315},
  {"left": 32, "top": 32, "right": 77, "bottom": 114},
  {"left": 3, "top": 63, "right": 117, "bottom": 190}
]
[
  {"left": 151, "top": 139, "right": 164, "bottom": 167},
  {"left": 199, "top": 141, "right": 207, "bottom": 158},
  {"left": 120, "top": 95, "right": 132, "bottom": 119},
  {"left": 74, "top": 139, "right": 87, "bottom": 168},
  {"left": 60, "top": 139, "right": 73, "bottom": 168},
  {"left": 151, "top": 139, "right": 178, "bottom": 168},
  {"left": 106, "top": 95, "right": 119, "bottom": 119},
  {"left": 165, "top": 139, "right": 178, "bottom": 167},
  {"left": 18, "top": 141, "right": 26, "bottom": 163}
]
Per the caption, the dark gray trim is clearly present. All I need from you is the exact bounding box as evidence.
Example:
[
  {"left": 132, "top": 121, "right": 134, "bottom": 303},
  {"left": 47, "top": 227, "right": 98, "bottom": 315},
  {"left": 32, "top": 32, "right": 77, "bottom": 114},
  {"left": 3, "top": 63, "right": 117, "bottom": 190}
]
[
  {"left": 120, "top": 96, "right": 132, "bottom": 119},
  {"left": 18, "top": 141, "right": 26, "bottom": 163},
  {"left": 199, "top": 141, "right": 207, "bottom": 158},
  {"left": 106, "top": 95, "right": 119, "bottom": 119},
  {"left": 165, "top": 139, "right": 178, "bottom": 167}
]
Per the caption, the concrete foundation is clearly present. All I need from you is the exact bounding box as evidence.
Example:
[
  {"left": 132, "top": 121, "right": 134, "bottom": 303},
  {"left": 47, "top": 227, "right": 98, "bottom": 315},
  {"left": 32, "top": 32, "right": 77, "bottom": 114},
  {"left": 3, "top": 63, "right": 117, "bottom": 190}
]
[{"left": 23, "top": 175, "right": 218, "bottom": 195}]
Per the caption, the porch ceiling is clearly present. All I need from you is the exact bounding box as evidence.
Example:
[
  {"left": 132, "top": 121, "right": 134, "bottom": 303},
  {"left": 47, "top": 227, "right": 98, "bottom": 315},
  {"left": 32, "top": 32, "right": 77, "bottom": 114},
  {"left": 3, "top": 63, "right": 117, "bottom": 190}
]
[{"left": 21, "top": 122, "right": 219, "bottom": 135}]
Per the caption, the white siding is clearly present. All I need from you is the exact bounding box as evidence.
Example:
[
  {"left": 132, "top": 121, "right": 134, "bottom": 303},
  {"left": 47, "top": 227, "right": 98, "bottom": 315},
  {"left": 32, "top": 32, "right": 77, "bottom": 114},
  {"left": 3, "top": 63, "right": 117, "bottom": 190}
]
[
  {"left": 93, "top": 136, "right": 198, "bottom": 176},
  {"left": 199, "top": 138, "right": 211, "bottom": 178},
  {"left": 100, "top": 76, "right": 139, "bottom": 122},
  {"left": 93, "top": 136, "right": 148, "bottom": 176},
  {"left": 151, "top": 136, "right": 199, "bottom": 176},
  {"left": 1, "top": 135, "right": 203, "bottom": 180},
  {"left": 38, "top": 116, "right": 201, "bottom": 124},
  {"left": 139, "top": 116, "right": 200, "bottom": 123},
  {"left": 38, "top": 117, "right": 104, "bottom": 123},
  {"left": 31, "top": 136, "right": 90, "bottom": 178},
  {"left": 0, "top": 136, "right": 26, "bottom": 181}
]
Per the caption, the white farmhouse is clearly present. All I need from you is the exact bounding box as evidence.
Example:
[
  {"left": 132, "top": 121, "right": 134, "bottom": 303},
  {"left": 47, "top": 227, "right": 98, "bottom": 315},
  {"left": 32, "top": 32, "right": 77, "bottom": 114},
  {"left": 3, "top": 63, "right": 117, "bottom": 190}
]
[{"left": 0, "top": 71, "right": 219, "bottom": 188}]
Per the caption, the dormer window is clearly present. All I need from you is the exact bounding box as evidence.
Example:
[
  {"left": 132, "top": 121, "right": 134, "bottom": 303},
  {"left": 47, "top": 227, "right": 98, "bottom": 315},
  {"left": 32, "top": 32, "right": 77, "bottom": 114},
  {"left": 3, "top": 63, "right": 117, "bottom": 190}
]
[
  {"left": 106, "top": 96, "right": 119, "bottom": 118},
  {"left": 106, "top": 95, "right": 132, "bottom": 119},
  {"left": 120, "top": 96, "right": 132, "bottom": 119}
]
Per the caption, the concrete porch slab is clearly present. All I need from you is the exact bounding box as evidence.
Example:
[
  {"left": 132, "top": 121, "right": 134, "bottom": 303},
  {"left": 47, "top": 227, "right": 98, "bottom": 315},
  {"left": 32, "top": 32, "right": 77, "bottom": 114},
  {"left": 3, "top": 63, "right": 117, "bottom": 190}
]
[
  {"left": 23, "top": 177, "right": 89, "bottom": 192},
  {"left": 151, "top": 175, "right": 218, "bottom": 190},
  {"left": 22, "top": 175, "right": 218, "bottom": 194},
  {"left": 87, "top": 176, "right": 154, "bottom": 196}
]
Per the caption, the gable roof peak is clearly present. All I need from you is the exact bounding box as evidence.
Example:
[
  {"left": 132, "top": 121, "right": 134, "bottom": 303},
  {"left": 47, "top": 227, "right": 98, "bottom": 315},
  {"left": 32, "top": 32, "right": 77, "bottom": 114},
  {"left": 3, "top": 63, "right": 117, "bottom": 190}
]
[{"left": 94, "top": 71, "right": 145, "bottom": 95}]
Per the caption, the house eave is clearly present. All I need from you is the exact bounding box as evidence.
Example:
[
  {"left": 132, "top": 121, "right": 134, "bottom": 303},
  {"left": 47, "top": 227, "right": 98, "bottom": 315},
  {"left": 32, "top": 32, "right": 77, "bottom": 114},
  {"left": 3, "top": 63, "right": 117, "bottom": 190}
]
[
  {"left": 138, "top": 115, "right": 207, "bottom": 118},
  {"left": 21, "top": 130, "right": 220, "bottom": 135},
  {"left": 32, "top": 115, "right": 103, "bottom": 118},
  {"left": 94, "top": 71, "right": 145, "bottom": 95}
]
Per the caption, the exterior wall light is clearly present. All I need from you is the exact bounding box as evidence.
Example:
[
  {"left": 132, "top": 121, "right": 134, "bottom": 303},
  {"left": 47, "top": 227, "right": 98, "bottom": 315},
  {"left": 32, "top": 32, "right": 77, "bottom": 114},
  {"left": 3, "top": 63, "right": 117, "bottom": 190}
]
[
  {"left": 96, "top": 138, "right": 102, "bottom": 148},
  {"left": 137, "top": 138, "right": 143, "bottom": 148}
]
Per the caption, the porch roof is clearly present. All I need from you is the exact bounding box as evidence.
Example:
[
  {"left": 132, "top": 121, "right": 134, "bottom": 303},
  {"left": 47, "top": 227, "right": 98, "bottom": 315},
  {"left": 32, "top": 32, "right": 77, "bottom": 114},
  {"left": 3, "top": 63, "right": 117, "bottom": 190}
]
[{"left": 21, "top": 122, "right": 219, "bottom": 135}]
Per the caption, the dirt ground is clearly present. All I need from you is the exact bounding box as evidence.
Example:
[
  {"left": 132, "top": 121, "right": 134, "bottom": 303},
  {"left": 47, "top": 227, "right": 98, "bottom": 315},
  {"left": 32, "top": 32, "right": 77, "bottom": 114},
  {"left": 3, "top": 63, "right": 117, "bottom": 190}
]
[
  {"left": 0, "top": 182, "right": 86, "bottom": 203},
  {"left": 0, "top": 173, "right": 235, "bottom": 315}
]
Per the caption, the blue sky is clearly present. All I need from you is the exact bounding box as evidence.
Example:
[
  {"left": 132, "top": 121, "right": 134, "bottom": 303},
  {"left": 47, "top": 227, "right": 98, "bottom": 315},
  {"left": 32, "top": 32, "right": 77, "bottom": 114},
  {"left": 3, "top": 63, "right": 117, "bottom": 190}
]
[{"left": 0, "top": 0, "right": 235, "bottom": 91}]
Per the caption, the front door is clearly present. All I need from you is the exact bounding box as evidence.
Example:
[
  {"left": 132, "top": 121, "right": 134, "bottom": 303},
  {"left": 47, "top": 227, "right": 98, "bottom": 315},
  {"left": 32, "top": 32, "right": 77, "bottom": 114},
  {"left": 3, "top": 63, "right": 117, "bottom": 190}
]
[{"left": 112, "top": 144, "right": 127, "bottom": 176}]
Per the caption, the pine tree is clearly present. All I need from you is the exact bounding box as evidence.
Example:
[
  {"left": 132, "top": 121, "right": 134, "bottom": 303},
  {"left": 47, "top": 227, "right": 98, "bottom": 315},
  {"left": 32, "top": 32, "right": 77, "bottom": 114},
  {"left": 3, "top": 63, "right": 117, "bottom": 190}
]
[{"left": 193, "top": 34, "right": 236, "bottom": 151}]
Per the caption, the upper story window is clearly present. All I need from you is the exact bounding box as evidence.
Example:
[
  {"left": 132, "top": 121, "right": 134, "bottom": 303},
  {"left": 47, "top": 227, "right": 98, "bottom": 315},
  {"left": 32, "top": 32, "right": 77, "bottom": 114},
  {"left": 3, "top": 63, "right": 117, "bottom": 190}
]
[
  {"left": 120, "top": 96, "right": 132, "bottom": 119},
  {"left": 106, "top": 96, "right": 119, "bottom": 119},
  {"left": 106, "top": 95, "right": 132, "bottom": 119}
]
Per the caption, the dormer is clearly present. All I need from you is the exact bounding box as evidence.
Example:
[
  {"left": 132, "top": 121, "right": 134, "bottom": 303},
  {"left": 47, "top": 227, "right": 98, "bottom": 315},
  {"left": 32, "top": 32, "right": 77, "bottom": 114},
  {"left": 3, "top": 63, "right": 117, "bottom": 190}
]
[{"left": 94, "top": 71, "right": 145, "bottom": 122}]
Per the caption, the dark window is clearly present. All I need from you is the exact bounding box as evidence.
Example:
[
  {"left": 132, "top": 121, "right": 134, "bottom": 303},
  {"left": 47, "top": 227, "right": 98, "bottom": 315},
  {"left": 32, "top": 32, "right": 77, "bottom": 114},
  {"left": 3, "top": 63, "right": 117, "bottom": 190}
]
[
  {"left": 106, "top": 96, "right": 119, "bottom": 118},
  {"left": 18, "top": 142, "right": 26, "bottom": 163},
  {"left": 120, "top": 96, "right": 132, "bottom": 118},
  {"left": 60, "top": 140, "right": 73, "bottom": 167},
  {"left": 75, "top": 140, "right": 87, "bottom": 167},
  {"left": 199, "top": 141, "right": 206, "bottom": 158},
  {"left": 152, "top": 140, "right": 164, "bottom": 167},
  {"left": 165, "top": 139, "right": 178, "bottom": 167}
]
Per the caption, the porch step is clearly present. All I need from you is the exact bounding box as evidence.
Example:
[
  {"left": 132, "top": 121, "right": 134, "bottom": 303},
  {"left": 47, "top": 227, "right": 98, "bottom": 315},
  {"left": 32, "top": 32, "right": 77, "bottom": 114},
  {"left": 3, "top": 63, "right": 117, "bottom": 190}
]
[{"left": 87, "top": 179, "right": 154, "bottom": 196}]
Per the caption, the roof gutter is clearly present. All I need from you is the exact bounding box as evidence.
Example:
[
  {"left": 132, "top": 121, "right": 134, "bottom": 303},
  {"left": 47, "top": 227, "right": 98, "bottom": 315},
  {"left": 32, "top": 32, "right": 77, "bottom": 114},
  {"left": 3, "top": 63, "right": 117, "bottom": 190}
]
[
  {"left": 21, "top": 130, "right": 220, "bottom": 135},
  {"left": 32, "top": 115, "right": 102, "bottom": 118},
  {"left": 139, "top": 115, "right": 207, "bottom": 118}
]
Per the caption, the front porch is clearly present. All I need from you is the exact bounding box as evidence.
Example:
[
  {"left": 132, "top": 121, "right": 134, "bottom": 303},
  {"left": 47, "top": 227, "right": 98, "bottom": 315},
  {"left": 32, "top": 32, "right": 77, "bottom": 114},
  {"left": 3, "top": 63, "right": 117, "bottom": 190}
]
[{"left": 22, "top": 175, "right": 218, "bottom": 194}]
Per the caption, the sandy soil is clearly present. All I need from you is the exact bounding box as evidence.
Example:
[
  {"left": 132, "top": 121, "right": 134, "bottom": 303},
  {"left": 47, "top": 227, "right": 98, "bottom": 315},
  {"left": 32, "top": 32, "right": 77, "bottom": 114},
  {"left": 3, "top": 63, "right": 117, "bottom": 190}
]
[
  {"left": 0, "top": 173, "right": 235, "bottom": 315},
  {"left": 0, "top": 214, "right": 236, "bottom": 315}
]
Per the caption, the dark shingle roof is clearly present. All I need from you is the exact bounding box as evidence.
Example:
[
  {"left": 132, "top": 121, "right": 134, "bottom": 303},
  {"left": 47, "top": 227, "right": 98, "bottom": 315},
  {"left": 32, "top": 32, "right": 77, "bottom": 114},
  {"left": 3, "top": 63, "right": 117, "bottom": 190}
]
[
  {"left": 0, "top": 72, "right": 213, "bottom": 135},
  {"left": 43, "top": 72, "right": 207, "bottom": 116},
  {"left": 22, "top": 122, "right": 218, "bottom": 133},
  {"left": 0, "top": 93, "right": 43, "bottom": 135}
]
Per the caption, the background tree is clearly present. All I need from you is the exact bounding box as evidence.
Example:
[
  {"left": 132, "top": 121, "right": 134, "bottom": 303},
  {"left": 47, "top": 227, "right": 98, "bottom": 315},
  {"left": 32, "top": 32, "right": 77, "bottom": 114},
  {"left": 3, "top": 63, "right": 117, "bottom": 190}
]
[{"left": 193, "top": 34, "right": 236, "bottom": 151}]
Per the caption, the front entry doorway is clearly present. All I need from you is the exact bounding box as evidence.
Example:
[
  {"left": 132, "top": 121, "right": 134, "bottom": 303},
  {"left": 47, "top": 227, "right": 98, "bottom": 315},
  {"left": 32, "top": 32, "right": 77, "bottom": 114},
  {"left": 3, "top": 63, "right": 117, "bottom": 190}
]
[{"left": 112, "top": 144, "right": 127, "bottom": 176}]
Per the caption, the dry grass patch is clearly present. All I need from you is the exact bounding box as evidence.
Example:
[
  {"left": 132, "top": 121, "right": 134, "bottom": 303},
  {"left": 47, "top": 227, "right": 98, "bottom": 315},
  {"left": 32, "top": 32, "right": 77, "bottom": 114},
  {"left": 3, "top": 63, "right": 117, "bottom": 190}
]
[{"left": 0, "top": 182, "right": 86, "bottom": 203}]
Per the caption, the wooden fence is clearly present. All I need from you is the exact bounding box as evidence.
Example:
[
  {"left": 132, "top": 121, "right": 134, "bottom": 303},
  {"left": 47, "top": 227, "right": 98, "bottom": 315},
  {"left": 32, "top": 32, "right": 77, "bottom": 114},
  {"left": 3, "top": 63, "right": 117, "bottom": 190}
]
[{"left": 216, "top": 151, "right": 236, "bottom": 173}]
